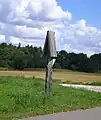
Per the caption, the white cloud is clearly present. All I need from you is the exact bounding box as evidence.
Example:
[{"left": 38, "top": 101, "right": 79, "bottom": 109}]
[
  {"left": 0, "top": 35, "right": 5, "bottom": 43},
  {"left": 10, "top": 36, "right": 24, "bottom": 45},
  {"left": 59, "top": 19, "right": 101, "bottom": 56},
  {"left": 0, "top": 0, "right": 101, "bottom": 56},
  {"left": 0, "top": 0, "right": 72, "bottom": 25}
]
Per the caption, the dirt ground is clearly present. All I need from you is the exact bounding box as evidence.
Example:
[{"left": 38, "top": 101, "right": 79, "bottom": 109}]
[{"left": 0, "top": 70, "right": 101, "bottom": 83}]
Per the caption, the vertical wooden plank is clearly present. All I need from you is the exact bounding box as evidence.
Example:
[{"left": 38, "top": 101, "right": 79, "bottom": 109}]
[{"left": 45, "top": 58, "right": 56, "bottom": 97}]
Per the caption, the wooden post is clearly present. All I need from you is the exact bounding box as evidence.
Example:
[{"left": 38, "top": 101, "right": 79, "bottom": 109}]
[
  {"left": 45, "top": 58, "right": 56, "bottom": 96},
  {"left": 43, "top": 31, "right": 57, "bottom": 97}
]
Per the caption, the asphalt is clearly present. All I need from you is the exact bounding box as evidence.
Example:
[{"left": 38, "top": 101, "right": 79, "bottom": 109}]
[{"left": 22, "top": 107, "right": 101, "bottom": 120}]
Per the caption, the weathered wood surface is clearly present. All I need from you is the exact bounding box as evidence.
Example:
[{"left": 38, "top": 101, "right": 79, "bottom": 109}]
[
  {"left": 44, "top": 31, "right": 57, "bottom": 97},
  {"left": 43, "top": 31, "right": 57, "bottom": 58},
  {"left": 45, "top": 59, "right": 56, "bottom": 96}
]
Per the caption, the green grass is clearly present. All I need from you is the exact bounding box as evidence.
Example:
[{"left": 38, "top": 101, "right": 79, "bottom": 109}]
[{"left": 0, "top": 76, "right": 101, "bottom": 120}]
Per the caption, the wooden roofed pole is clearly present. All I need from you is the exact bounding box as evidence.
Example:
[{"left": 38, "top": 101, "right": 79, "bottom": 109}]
[{"left": 43, "top": 31, "right": 57, "bottom": 97}]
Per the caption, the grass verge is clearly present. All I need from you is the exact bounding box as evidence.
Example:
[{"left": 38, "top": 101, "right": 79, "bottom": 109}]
[{"left": 0, "top": 76, "right": 101, "bottom": 120}]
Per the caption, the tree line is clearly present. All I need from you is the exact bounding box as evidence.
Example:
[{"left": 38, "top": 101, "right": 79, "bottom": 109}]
[{"left": 0, "top": 42, "right": 101, "bottom": 73}]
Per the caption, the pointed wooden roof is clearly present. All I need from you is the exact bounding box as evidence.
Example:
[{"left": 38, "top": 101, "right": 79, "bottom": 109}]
[{"left": 43, "top": 31, "right": 57, "bottom": 58}]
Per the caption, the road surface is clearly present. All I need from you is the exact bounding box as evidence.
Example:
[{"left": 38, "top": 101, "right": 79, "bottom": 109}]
[
  {"left": 60, "top": 84, "right": 101, "bottom": 92},
  {"left": 23, "top": 107, "right": 101, "bottom": 120}
]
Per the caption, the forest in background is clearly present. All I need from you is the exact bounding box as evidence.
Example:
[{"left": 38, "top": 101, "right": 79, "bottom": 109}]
[{"left": 0, "top": 42, "right": 101, "bottom": 73}]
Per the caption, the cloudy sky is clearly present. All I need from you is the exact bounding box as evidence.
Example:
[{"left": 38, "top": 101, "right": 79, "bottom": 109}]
[{"left": 0, "top": 0, "right": 101, "bottom": 56}]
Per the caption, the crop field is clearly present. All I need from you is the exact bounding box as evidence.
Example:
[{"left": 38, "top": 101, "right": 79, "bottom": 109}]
[{"left": 0, "top": 70, "right": 101, "bottom": 83}]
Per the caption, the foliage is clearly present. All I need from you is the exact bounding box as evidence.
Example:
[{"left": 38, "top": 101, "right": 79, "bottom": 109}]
[{"left": 0, "top": 42, "right": 101, "bottom": 72}]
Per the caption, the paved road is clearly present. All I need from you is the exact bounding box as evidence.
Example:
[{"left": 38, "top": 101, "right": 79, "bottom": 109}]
[
  {"left": 60, "top": 84, "right": 101, "bottom": 92},
  {"left": 23, "top": 107, "right": 101, "bottom": 120}
]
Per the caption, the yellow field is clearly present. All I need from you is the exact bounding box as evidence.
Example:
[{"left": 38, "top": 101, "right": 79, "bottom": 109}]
[{"left": 0, "top": 70, "right": 101, "bottom": 83}]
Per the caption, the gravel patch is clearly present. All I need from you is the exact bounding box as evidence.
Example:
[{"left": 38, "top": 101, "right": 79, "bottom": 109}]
[{"left": 60, "top": 84, "right": 101, "bottom": 92}]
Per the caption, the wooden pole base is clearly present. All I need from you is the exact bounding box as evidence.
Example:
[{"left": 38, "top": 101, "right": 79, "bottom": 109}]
[{"left": 45, "top": 59, "right": 56, "bottom": 97}]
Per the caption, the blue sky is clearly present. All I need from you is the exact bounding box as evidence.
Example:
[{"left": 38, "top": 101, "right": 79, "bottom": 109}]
[
  {"left": 57, "top": 0, "right": 101, "bottom": 28},
  {"left": 0, "top": 0, "right": 101, "bottom": 56}
]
